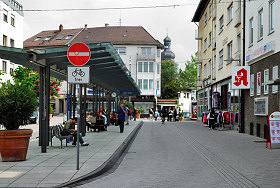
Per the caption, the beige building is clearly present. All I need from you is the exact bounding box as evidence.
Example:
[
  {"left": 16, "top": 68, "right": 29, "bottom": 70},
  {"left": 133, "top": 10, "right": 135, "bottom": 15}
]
[{"left": 192, "top": 0, "right": 242, "bottom": 128}]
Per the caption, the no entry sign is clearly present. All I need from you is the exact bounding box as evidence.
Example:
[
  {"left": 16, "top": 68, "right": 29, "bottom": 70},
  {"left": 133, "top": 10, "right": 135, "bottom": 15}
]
[{"left": 67, "top": 43, "right": 91, "bottom": 66}]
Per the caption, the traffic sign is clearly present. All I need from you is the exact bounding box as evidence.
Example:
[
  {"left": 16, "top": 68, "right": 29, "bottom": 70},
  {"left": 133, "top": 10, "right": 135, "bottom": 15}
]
[
  {"left": 67, "top": 43, "right": 91, "bottom": 66},
  {"left": 67, "top": 66, "right": 90, "bottom": 84}
]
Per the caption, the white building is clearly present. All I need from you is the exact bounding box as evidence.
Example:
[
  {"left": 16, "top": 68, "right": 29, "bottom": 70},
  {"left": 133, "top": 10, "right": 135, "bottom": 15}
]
[
  {"left": 0, "top": 0, "right": 23, "bottom": 82},
  {"left": 178, "top": 90, "right": 196, "bottom": 116}
]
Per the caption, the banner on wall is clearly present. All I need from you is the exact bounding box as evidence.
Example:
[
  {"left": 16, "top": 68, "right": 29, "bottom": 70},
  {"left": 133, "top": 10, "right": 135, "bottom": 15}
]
[{"left": 232, "top": 66, "right": 250, "bottom": 89}]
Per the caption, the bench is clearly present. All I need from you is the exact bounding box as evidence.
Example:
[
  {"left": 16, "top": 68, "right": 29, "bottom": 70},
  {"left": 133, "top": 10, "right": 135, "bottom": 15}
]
[
  {"left": 87, "top": 116, "right": 106, "bottom": 132},
  {"left": 50, "top": 124, "right": 74, "bottom": 149}
]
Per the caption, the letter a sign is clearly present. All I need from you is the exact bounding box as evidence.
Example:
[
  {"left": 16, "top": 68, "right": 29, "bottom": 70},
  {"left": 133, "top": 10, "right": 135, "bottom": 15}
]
[{"left": 232, "top": 66, "right": 250, "bottom": 89}]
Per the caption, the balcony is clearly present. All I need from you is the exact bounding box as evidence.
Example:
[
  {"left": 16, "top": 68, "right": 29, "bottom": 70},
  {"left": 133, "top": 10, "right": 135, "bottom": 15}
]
[
  {"left": 195, "top": 52, "right": 203, "bottom": 64},
  {"left": 213, "top": 7, "right": 217, "bottom": 20},
  {"left": 234, "top": 7, "right": 241, "bottom": 27},
  {"left": 195, "top": 29, "right": 202, "bottom": 40},
  {"left": 137, "top": 54, "right": 156, "bottom": 61}
]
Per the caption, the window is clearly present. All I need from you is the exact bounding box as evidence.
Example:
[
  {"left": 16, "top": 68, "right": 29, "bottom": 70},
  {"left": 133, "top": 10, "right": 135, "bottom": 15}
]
[
  {"left": 3, "top": 9, "right": 7, "bottom": 22},
  {"left": 227, "top": 3, "right": 233, "bottom": 23},
  {"left": 138, "top": 62, "right": 142, "bottom": 72},
  {"left": 11, "top": 14, "right": 15, "bottom": 26},
  {"left": 272, "top": 66, "right": 278, "bottom": 93},
  {"left": 204, "top": 38, "right": 207, "bottom": 51},
  {"left": 219, "top": 49, "right": 223, "bottom": 69},
  {"left": 250, "top": 74, "right": 254, "bottom": 96},
  {"left": 143, "top": 79, "right": 148, "bottom": 89},
  {"left": 157, "top": 49, "right": 160, "bottom": 57},
  {"left": 3, "top": 35, "right": 7, "bottom": 46},
  {"left": 149, "top": 79, "right": 153, "bottom": 89},
  {"left": 204, "top": 64, "right": 207, "bottom": 78},
  {"left": 141, "top": 47, "right": 151, "bottom": 55},
  {"left": 204, "top": 12, "right": 207, "bottom": 26},
  {"left": 257, "top": 72, "right": 261, "bottom": 95},
  {"left": 237, "top": 34, "right": 241, "bottom": 53},
  {"left": 249, "top": 18, "right": 254, "bottom": 46},
  {"left": 144, "top": 62, "right": 148, "bottom": 72},
  {"left": 116, "top": 47, "right": 126, "bottom": 54},
  {"left": 209, "top": 32, "right": 212, "bottom": 47},
  {"left": 258, "top": 9, "right": 263, "bottom": 40},
  {"left": 10, "top": 63, "right": 14, "bottom": 75},
  {"left": 269, "top": 0, "right": 275, "bottom": 33},
  {"left": 213, "top": 55, "right": 216, "bottom": 78},
  {"left": 44, "top": 36, "right": 52, "bottom": 41},
  {"left": 227, "top": 41, "right": 232, "bottom": 61},
  {"left": 65, "top": 35, "right": 73, "bottom": 40},
  {"left": 10, "top": 39, "right": 14, "bottom": 47},
  {"left": 138, "top": 79, "right": 142, "bottom": 89},
  {"left": 157, "top": 81, "right": 159, "bottom": 90},
  {"left": 197, "top": 65, "right": 200, "bottom": 77},
  {"left": 149, "top": 62, "right": 154, "bottom": 72},
  {"left": 264, "top": 69, "right": 269, "bottom": 94},
  {"left": 2, "top": 61, "right": 7, "bottom": 73},
  {"left": 56, "top": 35, "right": 64, "bottom": 40},
  {"left": 208, "top": 59, "right": 211, "bottom": 76},
  {"left": 34, "top": 36, "right": 42, "bottom": 42},
  {"left": 219, "top": 15, "right": 224, "bottom": 32},
  {"left": 209, "top": 4, "right": 212, "bottom": 18},
  {"left": 157, "top": 63, "right": 160, "bottom": 74}
]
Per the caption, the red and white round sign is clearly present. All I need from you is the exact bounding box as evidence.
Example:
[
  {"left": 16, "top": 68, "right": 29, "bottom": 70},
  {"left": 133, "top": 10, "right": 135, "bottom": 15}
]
[{"left": 67, "top": 43, "right": 91, "bottom": 66}]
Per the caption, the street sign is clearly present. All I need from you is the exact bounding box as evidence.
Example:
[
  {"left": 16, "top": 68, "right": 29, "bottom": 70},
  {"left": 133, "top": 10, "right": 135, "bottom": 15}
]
[
  {"left": 67, "top": 66, "right": 90, "bottom": 84},
  {"left": 67, "top": 43, "right": 91, "bottom": 66},
  {"left": 232, "top": 66, "right": 250, "bottom": 89},
  {"left": 120, "top": 90, "right": 136, "bottom": 95}
]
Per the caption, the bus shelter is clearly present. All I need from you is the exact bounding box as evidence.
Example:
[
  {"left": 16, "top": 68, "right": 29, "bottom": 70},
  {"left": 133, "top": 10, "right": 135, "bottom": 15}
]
[{"left": 0, "top": 42, "right": 140, "bottom": 153}]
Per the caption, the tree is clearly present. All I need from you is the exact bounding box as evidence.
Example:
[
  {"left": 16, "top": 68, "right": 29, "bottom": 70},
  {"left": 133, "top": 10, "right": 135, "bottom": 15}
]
[
  {"left": 161, "top": 59, "right": 178, "bottom": 98},
  {"left": 11, "top": 66, "right": 62, "bottom": 98},
  {"left": 177, "top": 55, "right": 197, "bottom": 91}
]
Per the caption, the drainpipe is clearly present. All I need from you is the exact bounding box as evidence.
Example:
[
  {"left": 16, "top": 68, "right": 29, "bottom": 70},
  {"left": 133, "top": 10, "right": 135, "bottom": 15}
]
[{"left": 239, "top": 0, "right": 246, "bottom": 133}]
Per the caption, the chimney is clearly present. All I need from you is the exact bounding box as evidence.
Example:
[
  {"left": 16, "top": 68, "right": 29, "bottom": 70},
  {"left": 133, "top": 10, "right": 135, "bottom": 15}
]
[
  {"left": 59, "top": 24, "right": 63, "bottom": 31},
  {"left": 84, "top": 24, "right": 88, "bottom": 30},
  {"left": 105, "top": 23, "right": 109, "bottom": 27}
]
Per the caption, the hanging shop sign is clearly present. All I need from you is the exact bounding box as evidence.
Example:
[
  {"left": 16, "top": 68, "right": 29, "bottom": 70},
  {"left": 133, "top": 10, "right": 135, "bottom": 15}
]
[
  {"left": 266, "top": 111, "right": 280, "bottom": 149},
  {"left": 232, "top": 66, "right": 250, "bottom": 89}
]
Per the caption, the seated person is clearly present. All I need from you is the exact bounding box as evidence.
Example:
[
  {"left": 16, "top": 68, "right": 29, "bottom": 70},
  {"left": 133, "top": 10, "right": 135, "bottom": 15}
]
[
  {"left": 110, "top": 112, "right": 116, "bottom": 125},
  {"left": 63, "top": 117, "right": 89, "bottom": 146}
]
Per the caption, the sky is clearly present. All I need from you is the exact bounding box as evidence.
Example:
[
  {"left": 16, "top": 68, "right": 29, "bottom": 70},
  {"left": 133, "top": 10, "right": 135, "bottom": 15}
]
[{"left": 19, "top": 0, "right": 198, "bottom": 70}]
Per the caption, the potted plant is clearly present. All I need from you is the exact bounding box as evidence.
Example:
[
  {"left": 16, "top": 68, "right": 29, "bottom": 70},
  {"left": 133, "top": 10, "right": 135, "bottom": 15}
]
[
  {"left": 136, "top": 108, "right": 145, "bottom": 119},
  {"left": 49, "top": 105, "right": 54, "bottom": 120},
  {"left": 0, "top": 80, "right": 38, "bottom": 162}
]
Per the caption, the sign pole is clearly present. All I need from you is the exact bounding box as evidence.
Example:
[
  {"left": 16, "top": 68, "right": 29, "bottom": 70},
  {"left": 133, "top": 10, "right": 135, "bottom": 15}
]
[{"left": 76, "top": 84, "right": 82, "bottom": 170}]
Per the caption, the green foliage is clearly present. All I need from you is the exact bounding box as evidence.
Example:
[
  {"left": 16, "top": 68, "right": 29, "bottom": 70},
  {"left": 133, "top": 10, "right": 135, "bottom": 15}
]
[
  {"left": 161, "top": 60, "right": 178, "bottom": 98},
  {"left": 50, "top": 105, "right": 54, "bottom": 114},
  {"left": 0, "top": 80, "right": 38, "bottom": 130},
  {"left": 12, "top": 66, "right": 62, "bottom": 97},
  {"left": 122, "top": 100, "right": 133, "bottom": 109},
  {"left": 161, "top": 55, "right": 197, "bottom": 99},
  {"left": 136, "top": 107, "right": 145, "bottom": 114}
]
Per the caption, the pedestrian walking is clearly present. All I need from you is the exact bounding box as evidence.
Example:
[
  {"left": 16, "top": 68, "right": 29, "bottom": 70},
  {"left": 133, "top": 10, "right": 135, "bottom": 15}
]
[
  {"left": 117, "top": 104, "right": 127, "bottom": 133},
  {"left": 133, "top": 108, "right": 137, "bottom": 121},
  {"left": 125, "top": 105, "right": 129, "bottom": 125},
  {"left": 154, "top": 109, "right": 159, "bottom": 121},
  {"left": 173, "top": 107, "right": 177, "bottom": 122},
  {"left": 168, "top": 107, "right": 173, "bottom": 121},
  {"left": 149, "top": 108, "right": 154, "bottom": 120}
]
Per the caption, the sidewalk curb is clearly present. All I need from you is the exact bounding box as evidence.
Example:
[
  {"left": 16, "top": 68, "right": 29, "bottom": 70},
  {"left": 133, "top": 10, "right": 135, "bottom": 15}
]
[{"left": 57, "top": 121, "right": 143, "bottom": 187}]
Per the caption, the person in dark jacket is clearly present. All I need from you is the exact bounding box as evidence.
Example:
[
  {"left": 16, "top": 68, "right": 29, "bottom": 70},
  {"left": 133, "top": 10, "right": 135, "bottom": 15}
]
[
  {"left": 209, "top": 108, "right": 215, "bottom": 130},
  {"left": 117, "top": 104, "right": 127, "bottom": 133}
]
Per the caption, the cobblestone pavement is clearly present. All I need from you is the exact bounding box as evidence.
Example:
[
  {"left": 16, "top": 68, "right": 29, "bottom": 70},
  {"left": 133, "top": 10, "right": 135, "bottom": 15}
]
[{"left": 80, "top": 120, "right": 280, "bottom": 188}]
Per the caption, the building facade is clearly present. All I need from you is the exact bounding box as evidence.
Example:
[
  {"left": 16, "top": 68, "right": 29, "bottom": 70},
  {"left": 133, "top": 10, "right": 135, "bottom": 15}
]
[
  {"left": 0, "top": 0, "right": 24, "bottom": 82},
  {"left": 244, "top": 0, "right": 280, "bottom": 138},
  {"left": 192, "top": 0, "right": 242, "bottom": 129},
  {"left": 24, "top": 24, "right": 163, "bottom": 114}
]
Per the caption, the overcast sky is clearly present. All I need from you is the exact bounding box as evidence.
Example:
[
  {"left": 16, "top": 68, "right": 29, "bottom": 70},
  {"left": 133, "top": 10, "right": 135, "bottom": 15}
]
[{"left": 19, "top": 0, "right": 198, "bottom": 69}]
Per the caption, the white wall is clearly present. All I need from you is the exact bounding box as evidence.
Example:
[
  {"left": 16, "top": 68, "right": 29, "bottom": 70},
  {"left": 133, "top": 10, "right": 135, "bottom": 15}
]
[
  {"left": 114, "top": 44, "right": 161, "bottom": 97},
  {"left": 0, "top": 1, "right": 24, "bottom": 83},
  {"left": 245, "top": 0, "right": 280, "bottom": 64}
]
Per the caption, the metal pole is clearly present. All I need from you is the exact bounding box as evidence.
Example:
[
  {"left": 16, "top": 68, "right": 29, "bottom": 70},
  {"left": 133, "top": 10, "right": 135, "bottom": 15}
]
[
  {"left": 46, "top": 65, "right": 50, "bottom": 147},
  {"left": 76, "top": 84, "right": 81, "bottom": 170},
  {"left": 39, "top": 66, "right": 44, "bottom": 147}
]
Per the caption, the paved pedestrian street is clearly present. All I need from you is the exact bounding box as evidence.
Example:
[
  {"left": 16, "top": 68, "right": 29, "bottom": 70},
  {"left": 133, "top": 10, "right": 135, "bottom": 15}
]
[{"left": 80, "top": 120, "right": 280, "bottom": 188}]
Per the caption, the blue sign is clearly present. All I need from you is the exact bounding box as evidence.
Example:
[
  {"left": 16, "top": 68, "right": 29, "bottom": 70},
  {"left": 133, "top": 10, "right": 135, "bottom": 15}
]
[{"left": 120, "top": 90, "right": 136, "bottom": 95}]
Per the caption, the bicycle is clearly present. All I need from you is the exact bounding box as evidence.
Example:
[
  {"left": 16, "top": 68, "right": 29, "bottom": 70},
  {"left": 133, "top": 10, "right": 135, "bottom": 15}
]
[{"left": 72, "top": 68, "right": 85, "bottom": 77}]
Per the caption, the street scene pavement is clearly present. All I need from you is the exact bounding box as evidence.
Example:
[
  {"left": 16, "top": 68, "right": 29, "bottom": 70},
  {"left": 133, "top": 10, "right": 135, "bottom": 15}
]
[
  {"left": 78, "top": 120, "right": 280, "bottom": 188},
  {"left": 0, "top": 116, "right": 142, "bottom": 187}
]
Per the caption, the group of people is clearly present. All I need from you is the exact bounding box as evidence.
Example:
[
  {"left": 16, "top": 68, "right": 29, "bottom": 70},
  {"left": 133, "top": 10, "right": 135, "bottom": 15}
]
[
  {"left": 61, "top": 104, "right": 135, "bottom": 146},
  {"left": 150, "top": 107, "right": 184, "bottom": 122}
]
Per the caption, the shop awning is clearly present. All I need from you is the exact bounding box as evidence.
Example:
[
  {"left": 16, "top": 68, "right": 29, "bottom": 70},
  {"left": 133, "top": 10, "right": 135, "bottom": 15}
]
[{"left": 0, "top": 42, "right": 140, "bottom": 95}]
